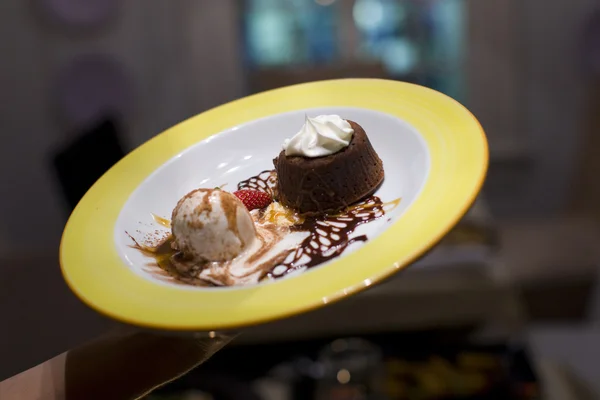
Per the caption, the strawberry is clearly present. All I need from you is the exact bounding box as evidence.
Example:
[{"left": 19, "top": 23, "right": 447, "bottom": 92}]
[{"left": 233, "top": 189, "right": 272, "bottom": 211}]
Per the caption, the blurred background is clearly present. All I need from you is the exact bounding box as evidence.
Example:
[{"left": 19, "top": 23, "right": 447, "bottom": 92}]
[{"left": 2, "top": 0, "right": 600, "bottom": 398}]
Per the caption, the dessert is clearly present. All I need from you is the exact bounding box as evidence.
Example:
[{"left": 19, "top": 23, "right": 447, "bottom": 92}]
[
  {"left": 274, "top": 115, "right": 384, "bottom": 214},
  {"left": 132, "top": 186, "right": 308, "bottom": 286},
  {"left": 128, "top": 116, "right": 397, "bottom": 287},
  {"left": 171, "top": 189, "right": 256, "bottom": 262}
]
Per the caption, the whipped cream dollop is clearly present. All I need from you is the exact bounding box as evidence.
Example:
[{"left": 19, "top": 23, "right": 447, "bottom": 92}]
[{"left": 283, "top": 115, "right": 354, "bottom": 157}]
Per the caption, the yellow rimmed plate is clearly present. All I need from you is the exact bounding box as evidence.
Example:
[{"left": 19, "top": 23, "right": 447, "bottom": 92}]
[{"left": 60, "top": 79, "right": 488, "bottom": 331}]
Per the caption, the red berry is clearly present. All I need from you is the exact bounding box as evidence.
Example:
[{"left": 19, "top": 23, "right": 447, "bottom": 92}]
[{"left": 233, "top": 189, "right": 272, "bottom": 211}]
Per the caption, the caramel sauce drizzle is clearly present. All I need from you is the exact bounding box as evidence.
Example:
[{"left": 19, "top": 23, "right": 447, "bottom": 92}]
[{"left": 151, "top": 214, "right": 171, "bottom": 228}]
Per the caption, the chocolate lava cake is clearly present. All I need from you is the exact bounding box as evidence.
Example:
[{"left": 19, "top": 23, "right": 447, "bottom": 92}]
[{"left": 273, "top": 120, "right": 384, "bottom": 214}]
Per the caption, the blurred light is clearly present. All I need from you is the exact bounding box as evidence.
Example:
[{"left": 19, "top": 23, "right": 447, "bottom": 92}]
[
  {"left": 381, "top": 38, "right": 418, "bottom": 74},
  {"left": 208, "top": 331, "right": 216, "bottom": 338},
  {"left": 247, "top": 10, "right": 294, "bottom": 66},
  {"left": 315, "top": 0, "right": 336, "bottom": 5},
  {"left": 353, "top": 0, "right": 384, "bottom": 32},
  {"left": 353, "top": 0, "right": 405, "bottom": 33},
  {"left": 430, "top": 0, "right": 465, "bottom": 65},
  {"left": 337, "top": 369, "right": 351, "bottom": 384}
]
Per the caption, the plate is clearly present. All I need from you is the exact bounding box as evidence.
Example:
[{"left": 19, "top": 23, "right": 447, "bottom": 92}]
[{"left": 60, "top": 79, "right": 488, "bottom": 331}]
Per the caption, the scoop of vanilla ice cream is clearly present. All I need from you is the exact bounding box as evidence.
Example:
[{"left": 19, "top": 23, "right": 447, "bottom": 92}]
[{"left": 171, "top": 189, "right": 256, "bottom": 261}]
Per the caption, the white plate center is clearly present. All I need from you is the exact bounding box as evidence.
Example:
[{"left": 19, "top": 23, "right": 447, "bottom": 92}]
[{"left": 114, "top": 107, "right": 430, "bottom": 289}]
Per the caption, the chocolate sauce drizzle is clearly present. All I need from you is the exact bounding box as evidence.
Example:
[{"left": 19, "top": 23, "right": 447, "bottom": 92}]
[
  {"left": 238, "top": 170, "right": 397, "bottom": 279},
  {"left": 237, "top": 170, "right": 278, "bottom": 198},
  {"left": 273, "top": 196, "right": 386, "bottom": 277},
  {"left": 129, "top": 170, "right": 399, "bottom": 286}
]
